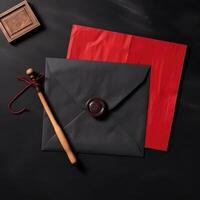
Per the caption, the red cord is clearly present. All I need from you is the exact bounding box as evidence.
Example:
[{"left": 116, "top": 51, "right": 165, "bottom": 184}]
[{"left": 8, "top": 74, "right": 44, "bottom": 115}]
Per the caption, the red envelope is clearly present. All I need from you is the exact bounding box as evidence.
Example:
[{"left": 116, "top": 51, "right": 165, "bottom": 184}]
[{"left": 66, "top": 25, "right": 187, "bottom": 151}]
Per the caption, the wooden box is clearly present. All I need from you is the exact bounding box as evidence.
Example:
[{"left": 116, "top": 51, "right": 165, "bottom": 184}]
[{"left": 0, "top": 1, "right": 40, "bottom": 42}]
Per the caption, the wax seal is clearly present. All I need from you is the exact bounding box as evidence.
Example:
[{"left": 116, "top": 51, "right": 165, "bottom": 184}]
[{"left": 86, "top": 98, "right": 107, "bottom": 118}]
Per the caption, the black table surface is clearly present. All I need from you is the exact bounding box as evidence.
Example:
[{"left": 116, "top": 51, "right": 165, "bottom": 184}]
[{"left": 0, "top": 0, "right": 199, "bottom": 199}]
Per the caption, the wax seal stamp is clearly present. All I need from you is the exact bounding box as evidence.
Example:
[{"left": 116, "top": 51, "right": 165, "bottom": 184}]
[
  {"left": 86, "top": 98, "right": 107, "bottom": 118},
  {"left": 0, "top": 1, "right": 40, "bottom": 43}
]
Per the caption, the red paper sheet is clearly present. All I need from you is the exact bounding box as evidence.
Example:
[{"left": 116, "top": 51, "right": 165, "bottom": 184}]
[{"left": 66, "top": 25, "right": 187, "bottom": 151}]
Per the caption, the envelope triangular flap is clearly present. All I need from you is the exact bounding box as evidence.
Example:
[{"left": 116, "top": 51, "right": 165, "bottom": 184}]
[{"left": 46, "top": 58, "right": 149, "bottom": 110}]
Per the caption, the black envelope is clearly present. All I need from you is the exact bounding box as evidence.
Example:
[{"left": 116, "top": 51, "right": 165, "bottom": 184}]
[{"left": 42, "top": 58, "right": 150, "bottom": 156}]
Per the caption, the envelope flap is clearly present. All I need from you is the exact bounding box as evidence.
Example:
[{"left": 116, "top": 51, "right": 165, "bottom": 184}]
[{"left": 46, "top": 58, "right": 149, "bottom": 110}]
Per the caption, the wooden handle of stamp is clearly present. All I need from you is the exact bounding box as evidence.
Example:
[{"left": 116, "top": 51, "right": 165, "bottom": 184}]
[{"left": 26, "top": 68, "right": 77, "bottom": 164}]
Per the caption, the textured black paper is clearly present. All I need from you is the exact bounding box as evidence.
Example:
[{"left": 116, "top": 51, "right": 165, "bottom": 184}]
[{"left": 0, "top": 0, "right": 199, "bottom": 199}]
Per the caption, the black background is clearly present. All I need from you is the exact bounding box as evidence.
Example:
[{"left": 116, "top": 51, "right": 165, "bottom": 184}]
[{"left": 0, "top": 0, "right": 199, "bottom": 199}]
